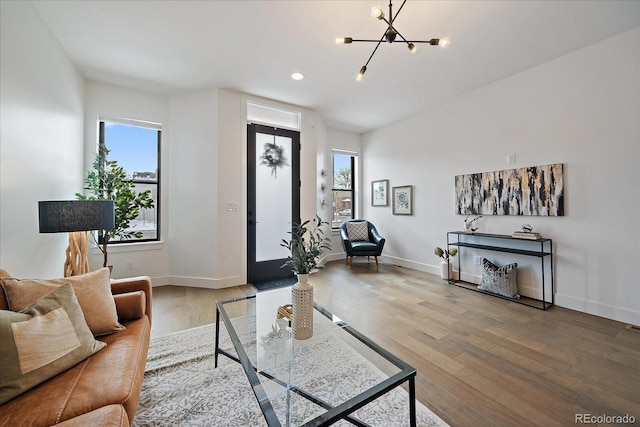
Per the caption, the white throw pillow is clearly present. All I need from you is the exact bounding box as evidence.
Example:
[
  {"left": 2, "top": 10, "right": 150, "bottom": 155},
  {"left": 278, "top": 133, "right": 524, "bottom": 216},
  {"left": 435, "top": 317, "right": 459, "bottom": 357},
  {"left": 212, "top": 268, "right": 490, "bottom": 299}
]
[{"left": 346, "top": 222, "right": 369, "bottom": 242}]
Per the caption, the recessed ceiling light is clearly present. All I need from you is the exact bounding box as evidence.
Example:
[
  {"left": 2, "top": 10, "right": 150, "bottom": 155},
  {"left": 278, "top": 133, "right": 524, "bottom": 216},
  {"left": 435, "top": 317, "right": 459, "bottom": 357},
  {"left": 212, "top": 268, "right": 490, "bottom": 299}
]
[{"left": 291, "top": 72, "right": 304, "bottom": 81}]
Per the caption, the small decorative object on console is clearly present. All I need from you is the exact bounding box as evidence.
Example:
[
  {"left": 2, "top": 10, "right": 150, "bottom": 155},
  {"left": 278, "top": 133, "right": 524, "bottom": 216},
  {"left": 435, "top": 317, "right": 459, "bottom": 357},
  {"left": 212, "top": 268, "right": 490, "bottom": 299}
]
[
  {"left": 464, "top": 214, "right": 482, "bottom": 233},
  {"left": 512, "top": 224, "right": 541, "bottom": 240}
]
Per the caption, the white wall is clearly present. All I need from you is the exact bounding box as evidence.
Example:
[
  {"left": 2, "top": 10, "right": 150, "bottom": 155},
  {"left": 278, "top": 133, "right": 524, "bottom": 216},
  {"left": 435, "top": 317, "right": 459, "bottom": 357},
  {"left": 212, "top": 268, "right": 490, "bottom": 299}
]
[
  {"left": 84, "top": 81, "right": 170, "bottom": 280},
  {"left": 362, "top": 28, "right": 640, "bottom": 324},
  {"left": 165, "top": 89, "right": 220, "bottom": 286},
  {"left": 0, "top": 1, "right": 85, "bottom": 278},
  {"left": 215, "top": 89, "right": 245, "bottom": 286}
]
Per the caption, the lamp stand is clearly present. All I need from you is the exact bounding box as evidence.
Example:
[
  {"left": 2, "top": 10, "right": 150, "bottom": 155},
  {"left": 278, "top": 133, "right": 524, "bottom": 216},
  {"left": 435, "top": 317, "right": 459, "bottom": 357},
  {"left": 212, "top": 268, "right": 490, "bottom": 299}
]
[{"left": 64, "top": 231, "right": 90, "bottom": 277}]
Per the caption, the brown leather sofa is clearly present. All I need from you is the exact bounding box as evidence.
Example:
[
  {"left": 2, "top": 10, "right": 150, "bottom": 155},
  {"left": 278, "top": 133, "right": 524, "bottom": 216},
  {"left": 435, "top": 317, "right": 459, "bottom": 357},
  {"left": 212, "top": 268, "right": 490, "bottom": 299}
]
[{"left": 0, "top": 269, "right": 152, "bottom": 427}]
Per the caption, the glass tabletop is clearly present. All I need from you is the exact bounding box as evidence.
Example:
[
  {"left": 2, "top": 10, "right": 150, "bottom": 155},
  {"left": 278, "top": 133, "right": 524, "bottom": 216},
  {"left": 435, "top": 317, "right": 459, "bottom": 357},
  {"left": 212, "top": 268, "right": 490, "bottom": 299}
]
[{"left": 215, "top": 286, "right": 417, "bottom": 427}]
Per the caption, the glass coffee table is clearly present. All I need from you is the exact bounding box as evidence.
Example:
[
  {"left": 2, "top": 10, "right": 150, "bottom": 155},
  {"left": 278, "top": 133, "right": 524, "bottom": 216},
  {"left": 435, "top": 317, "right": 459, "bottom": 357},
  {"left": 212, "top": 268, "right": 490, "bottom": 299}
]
[{"left": 215, "top": 287, "right": 417, "bottom": 427}]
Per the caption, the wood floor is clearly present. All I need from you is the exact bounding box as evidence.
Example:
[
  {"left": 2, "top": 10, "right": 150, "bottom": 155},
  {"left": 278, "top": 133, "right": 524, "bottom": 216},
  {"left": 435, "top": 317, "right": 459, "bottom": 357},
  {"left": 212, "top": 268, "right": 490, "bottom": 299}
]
[{"left": 150, "top": 260, "right": 640, "bottom": 426}]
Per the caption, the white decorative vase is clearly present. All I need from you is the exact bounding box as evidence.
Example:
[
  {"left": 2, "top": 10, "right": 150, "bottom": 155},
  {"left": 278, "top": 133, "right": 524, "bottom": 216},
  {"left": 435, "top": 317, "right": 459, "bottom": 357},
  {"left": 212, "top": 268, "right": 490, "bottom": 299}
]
[
  {"left": 440, "top": 260, "right": 452, "bottom": 280},
  {"left": 292, "top": 273, "right": 313, "bottom": 340}
]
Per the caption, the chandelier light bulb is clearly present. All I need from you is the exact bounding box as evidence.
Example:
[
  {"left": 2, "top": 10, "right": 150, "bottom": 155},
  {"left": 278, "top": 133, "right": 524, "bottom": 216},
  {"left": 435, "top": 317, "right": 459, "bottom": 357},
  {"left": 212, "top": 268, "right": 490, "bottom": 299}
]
[
  {"left": 439, "top": 37, "right": 451, "bottom": 48},
  {"left": 408, "top": 43, "right": 417, "bottom": 53},
  {"left": 371, "top": 6, "right": 384, "bottom": 20},
  {"left": 356, "top": 66, "right": 367, "bottom": 81},
  {"left": 336, "top": 37, "right": 353, "bottom": 44}
]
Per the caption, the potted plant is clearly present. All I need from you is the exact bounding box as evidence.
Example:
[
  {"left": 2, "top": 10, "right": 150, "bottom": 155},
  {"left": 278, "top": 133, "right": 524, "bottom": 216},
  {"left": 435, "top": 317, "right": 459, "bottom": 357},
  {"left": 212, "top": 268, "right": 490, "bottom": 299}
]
[
  {"left": 76, "top": 142, "right": 155, "bottom": 269},
  {"left": 280, "top": 215, "right": 332, "bottom": 275},
  {"left": 280, "top": 215, "right": 331, "bottom": 340},
  {"left": 435, "top": 246, "right": 458, "bottom": 279}
]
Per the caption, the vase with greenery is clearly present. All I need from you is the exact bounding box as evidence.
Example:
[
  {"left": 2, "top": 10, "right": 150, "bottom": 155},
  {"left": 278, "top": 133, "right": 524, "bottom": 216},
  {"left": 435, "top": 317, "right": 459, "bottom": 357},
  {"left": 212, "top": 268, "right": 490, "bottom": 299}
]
[
  {"left": 280, "top": 215, "right": 331, "bottom": 340},
  {"left": 280, "top": 215, "right": 332, "bottom": 275},
  {"left": 76, "top": 142, "right": 155, "bottom": 268},
  {"left": 435, "top": 246, "right": 458, "bottom": 279}
]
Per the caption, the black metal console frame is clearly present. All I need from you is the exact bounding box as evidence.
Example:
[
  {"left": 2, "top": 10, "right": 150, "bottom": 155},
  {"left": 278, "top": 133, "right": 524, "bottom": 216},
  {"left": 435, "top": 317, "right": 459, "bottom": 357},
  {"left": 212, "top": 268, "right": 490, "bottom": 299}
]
[{"left": 447, "top": 231, "right": 554, "bottom": 310}]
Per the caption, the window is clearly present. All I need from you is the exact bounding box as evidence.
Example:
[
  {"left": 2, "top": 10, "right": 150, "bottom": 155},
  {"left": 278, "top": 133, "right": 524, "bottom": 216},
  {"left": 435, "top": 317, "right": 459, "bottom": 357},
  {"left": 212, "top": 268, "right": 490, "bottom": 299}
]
[
  {"left": 99, "top": 118, "right": 161, "bottom": 242},
  {"left": 332, "top": 151, "right": 356, "bottom": 228}
]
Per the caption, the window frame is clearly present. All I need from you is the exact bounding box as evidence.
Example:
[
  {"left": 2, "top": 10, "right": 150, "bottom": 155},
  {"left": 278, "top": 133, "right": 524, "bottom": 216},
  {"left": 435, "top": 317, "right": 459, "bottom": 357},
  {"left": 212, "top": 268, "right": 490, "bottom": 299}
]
[
  {"left": 331, "top": 150, "right": 357, "bottom": 229},
  {"left": 97, "top": 117, "right": 161, "bottom": 244}
]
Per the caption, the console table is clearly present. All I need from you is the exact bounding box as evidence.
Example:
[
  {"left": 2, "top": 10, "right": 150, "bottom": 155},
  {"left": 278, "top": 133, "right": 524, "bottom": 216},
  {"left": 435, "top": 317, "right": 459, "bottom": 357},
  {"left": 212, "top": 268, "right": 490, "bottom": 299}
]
[{"left": 446, "top": 231, "right": 554, "bottom": 310}]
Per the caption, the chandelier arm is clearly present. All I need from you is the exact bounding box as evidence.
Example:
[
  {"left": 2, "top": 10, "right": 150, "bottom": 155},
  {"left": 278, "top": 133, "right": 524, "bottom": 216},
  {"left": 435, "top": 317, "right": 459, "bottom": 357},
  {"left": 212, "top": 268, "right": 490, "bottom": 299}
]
[
  {"left": 349, "top": 38, "right": 439, "bottom": 45},
  {"left": 390, "top": 0, "right": 407, "bottom": 25},
  {"left": 363, "top": 35, "right": 386, "bottom": 68},
  {"left": 350, "top": 39, "right": 391, "bottom": 43}
]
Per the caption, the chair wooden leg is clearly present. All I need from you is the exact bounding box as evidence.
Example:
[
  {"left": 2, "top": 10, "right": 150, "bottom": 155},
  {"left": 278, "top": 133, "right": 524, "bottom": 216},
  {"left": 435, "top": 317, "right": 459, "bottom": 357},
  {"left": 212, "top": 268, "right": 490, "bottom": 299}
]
[
  {"left": 348, "top": 256, "right": 353, "bottom": 267},
  {"left": 374, "top": 256, "right": 379, "bottom": 267}
]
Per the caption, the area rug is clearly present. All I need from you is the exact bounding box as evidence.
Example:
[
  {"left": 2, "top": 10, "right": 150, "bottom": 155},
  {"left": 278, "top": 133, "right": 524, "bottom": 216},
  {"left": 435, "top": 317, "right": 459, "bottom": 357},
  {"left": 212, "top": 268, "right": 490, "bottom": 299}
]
[{"left": 133, "top": 323, "right": 449, "bottom": 426}]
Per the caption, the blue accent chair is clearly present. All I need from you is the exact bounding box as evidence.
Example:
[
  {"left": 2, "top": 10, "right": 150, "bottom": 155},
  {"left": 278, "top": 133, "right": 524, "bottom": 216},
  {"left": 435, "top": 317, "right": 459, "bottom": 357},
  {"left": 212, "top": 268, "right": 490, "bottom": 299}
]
[{"left": 339, "top": 219, "right": 386, "bottom": 267}]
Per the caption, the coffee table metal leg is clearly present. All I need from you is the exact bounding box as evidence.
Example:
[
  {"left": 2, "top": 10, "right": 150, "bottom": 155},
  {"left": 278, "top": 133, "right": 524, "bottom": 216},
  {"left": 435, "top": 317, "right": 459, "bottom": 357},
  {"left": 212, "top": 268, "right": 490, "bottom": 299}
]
[
  {"left": 409, "top": 377, "right": 416, "bottom": 427},
  {"left": 214, "top": 307, "right": 220, "bottom": 368}
]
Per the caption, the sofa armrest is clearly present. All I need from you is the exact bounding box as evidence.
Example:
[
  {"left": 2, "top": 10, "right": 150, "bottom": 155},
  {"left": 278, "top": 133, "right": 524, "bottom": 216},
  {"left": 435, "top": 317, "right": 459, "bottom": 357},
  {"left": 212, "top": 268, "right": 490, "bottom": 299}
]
[
  {"left": 55, "top": 404, "right": 129, "bottom": 427},
  {"left": 110, "top": 276, "right": 152, "bottom": 326},
  {"left": 113, "top": 291, "right": 146, "bottom": 324}
]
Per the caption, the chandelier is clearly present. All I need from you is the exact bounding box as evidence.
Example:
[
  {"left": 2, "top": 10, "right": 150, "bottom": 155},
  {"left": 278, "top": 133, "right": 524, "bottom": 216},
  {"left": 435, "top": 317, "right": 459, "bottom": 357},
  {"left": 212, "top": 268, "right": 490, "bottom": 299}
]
[{"left": 336, "top": 0, "right": 450, "bottom": 80}]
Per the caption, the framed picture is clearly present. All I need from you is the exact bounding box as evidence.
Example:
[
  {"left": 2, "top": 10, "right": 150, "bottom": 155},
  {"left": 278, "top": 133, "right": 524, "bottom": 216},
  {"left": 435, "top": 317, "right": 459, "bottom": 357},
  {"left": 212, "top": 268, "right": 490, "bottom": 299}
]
[
  {"left": 392, "top": 185, "right": 413, "bottom": 215},
  {"left": 371, "top": 179, "right": 389, "bottom": 206}
]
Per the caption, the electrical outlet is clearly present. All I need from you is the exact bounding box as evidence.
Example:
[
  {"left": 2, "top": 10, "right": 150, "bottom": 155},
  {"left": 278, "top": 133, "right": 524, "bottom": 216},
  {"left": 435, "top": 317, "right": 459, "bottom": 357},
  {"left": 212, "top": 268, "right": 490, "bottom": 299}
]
[
  {"left": 507, "top": 153, "right": 516, "bottom": 164},
  {"left": 126, "top": 261, "right": 134, "bottom": 271},
  {"left": 474, "top": 256, "right": 482, "bottom": 265}
]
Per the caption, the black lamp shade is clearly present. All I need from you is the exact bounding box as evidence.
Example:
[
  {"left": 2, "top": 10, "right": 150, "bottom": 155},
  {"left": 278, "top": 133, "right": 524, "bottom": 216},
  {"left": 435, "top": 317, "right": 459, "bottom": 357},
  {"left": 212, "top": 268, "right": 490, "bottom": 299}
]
[{"left": 39, "top": 200, "right": 115, "bottom": 233}]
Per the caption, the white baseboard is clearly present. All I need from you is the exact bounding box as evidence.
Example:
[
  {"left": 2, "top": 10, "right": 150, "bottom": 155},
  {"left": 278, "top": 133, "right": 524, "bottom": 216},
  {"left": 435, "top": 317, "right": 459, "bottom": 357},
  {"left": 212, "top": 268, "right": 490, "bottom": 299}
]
[
  {"left": 378, "top": 254, "right": 441, "bottom": 276},
  {"left": 555, "top": 293, "right": 640, "bottom": 325},
  {"left": 152, "top": 275, "right": 243, "bottom": 289}
]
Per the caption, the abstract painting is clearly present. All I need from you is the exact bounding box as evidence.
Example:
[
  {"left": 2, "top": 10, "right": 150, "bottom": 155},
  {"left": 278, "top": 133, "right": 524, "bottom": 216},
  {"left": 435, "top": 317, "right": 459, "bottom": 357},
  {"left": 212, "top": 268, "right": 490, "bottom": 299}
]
[{"left": 455, "top": 163, "right": 564, "bottom": 216}]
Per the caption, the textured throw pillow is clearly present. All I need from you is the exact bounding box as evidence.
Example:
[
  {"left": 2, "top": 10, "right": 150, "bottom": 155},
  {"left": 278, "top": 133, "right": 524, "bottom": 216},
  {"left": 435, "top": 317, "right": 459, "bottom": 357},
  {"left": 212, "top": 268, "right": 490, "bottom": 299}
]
[
  {"left": 346, "top": 221, "right": 369, "bottom": 242},
  {"left": 478, "top": 258, "right": 519, "bottom": 298},
  {"left": 0, "top": 283, "right": 106, "bottom": 404},
  {"left": 1, "top": 268, "right": 124, "bottom": 336}
]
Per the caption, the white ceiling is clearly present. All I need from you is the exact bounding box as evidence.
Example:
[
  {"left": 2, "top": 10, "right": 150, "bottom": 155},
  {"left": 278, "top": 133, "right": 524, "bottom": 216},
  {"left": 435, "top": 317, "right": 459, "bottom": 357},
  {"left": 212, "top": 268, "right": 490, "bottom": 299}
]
[{"left": 32, "top": 0, "right": 640, "bottom": 133}]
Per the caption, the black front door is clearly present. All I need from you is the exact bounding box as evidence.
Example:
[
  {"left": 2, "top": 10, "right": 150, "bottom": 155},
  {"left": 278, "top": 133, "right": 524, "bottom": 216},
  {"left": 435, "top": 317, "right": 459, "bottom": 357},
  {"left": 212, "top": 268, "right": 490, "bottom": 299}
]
[{"left": 247, "top": 123, "right": 300, "bottom": 283}]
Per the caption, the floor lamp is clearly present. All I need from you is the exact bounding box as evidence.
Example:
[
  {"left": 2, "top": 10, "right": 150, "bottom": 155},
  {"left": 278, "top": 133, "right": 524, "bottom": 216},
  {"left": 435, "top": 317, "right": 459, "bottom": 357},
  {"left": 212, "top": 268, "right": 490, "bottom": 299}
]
[{"left": 38, "top": 200, "right": 115, "bottom": 277}]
